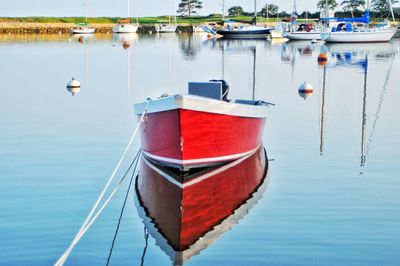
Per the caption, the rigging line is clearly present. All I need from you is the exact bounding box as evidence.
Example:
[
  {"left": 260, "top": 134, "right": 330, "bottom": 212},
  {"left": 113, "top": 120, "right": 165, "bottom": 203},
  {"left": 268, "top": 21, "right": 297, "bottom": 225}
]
[
  {"left": 365, "top": 55, "right": 395, "bottom": 156},
  {"left": 140, "top": 227, "right": 150, "bottom": 266},
  {"left": 56, "top": 150, "right": 141, "bottom": 266},
  {"left": 55, "top": 100, "right": 151, "bottom": 266},
  {"left": 106, "top": 150, "right": 141, "bottom": 266}
]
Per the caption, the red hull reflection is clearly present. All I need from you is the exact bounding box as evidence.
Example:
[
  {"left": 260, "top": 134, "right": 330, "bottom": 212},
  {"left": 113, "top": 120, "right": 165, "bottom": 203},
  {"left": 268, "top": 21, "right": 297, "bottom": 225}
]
[{"left": 135, "top": 146, "right": 269, "bottom": 264}]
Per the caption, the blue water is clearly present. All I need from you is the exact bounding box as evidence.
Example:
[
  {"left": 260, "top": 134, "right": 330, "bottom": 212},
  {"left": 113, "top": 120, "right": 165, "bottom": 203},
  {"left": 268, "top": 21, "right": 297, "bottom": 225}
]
[{"left": 1, "top": 34, "right": 400, "bottom": 265}]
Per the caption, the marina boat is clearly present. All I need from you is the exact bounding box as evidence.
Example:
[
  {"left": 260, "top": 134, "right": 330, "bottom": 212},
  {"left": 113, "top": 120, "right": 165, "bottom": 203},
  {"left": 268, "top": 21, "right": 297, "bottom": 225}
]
[
  {"left": 321, "top": 19, "right": 396, "bottom": 43},
  {"left": 113, "top": 18, "right": 139, "bottom": 33},
  {"left": 135, "top": 146, "right": 269, "bottom": 264},
  {"left": 320, "top": 0, "right": 396, "bottom": 43},
  {"left": 156, "top": 24, "right": 177, "bottom": 33},
  {"left": 283, "top": 20, "right": 323, "bottom": 40},
  {"left": 113, "top": 0, "right": 139, "bottom": 33},
  {"left": 134, "top": 80, "right": 271, "bottom": 170},
  {"left": 270, "top": 22, "right": 289, "bottom": 39},
  {"left": 155, "top": 0, "right": 177, "bottom": 33},
  {"left": 192, "top": 25, "right": 205, "bottom": 33},
  {"left": 215, "top": 25, "right": 272, "bottom": 39},
  {"left": 205, "top": 0, "right": 272, "bottom": 39},
  {"left": 70, "top": 0, "right": 95, "bottom": 34}
]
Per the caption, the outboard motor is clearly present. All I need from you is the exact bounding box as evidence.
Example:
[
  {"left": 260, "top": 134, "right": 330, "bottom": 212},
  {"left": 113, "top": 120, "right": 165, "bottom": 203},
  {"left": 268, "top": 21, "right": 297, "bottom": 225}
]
[{"left": 209, "top": 79, "right": 229, "bottom": 101}]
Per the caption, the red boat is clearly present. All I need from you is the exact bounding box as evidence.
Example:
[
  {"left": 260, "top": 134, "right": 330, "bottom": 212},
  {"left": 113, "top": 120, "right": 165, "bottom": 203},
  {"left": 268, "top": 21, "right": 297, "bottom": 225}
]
[
  {"left": 134, "top": 80, "right": 271, "bottom": 170},
  {"left": 135, "top": 146, "right": 269, "bottom": 265}
]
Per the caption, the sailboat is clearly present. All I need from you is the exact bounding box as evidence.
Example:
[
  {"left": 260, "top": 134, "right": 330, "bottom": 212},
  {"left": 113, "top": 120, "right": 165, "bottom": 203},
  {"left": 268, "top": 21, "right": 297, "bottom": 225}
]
[
  {"left": 71, "top": 0, "right": 96, "bottom": 34},
  {"left": 113, "top": 0, "right": 139, "bottom": 33},
  {"left": 205, "top": 0, "right": 272, "bottom": 38},
  {"left": 283, "top": 0, "right": 324, "bottom": 40},
  {"left": 156, "top": 0, "right": 177, "bottom": 33},
  {"left": 321, "top": 0, "right": 396, "bottom": 42}
]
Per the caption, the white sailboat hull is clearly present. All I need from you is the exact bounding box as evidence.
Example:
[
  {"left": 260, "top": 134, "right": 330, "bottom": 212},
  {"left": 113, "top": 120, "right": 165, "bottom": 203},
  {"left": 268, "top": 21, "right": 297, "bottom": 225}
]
[
  {"left": 283, "top": 31, "right": 322, "bottom": 40},
  {"left": 322, "top": 29, "right": 397, "bottom": 43},
  {"left": 156, "top": 24, "right": 177, "bottom": 33},
  {"left": 113, "top": 24, "right": 139, "bottom": 33},
  {"left": 192, "top": 25, "right": 205, "bottom": 33},
  {"left": 71, "top": 27, "right": 96, "bottom": 34}
]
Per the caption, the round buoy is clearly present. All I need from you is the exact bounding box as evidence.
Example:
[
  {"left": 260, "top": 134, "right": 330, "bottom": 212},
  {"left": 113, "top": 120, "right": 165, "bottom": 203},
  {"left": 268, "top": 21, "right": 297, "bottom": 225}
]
[
  {"left": 311, "top": 39, "right": 318, "bottom": 44},
  {"left": 298, "top": 82, "right": 313, "bottom": 94},
  {"left": 122, "top": 41, "right": 130, "bottom": 49},
  {"left": 318, "top": 53, "right": 328, "bottom": 66},
  {"left": 66, "top": 77, "right": 81, "bottom": 96}
]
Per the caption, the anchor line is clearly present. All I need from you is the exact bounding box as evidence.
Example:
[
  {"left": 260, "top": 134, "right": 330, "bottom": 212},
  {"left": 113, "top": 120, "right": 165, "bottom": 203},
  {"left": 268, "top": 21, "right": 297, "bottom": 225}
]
[
  {"left": 55, "top": 99, "right": 151, "bottom": 266},
  {"left": 106, "top": 150, "right": 141, "bottom": 266}
]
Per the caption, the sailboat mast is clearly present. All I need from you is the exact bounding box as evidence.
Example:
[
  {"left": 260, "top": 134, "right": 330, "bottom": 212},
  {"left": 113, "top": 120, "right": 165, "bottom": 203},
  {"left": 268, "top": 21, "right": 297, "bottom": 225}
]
[
  {"left": 128, "top": 0, "right": 130, "bottom": 20},
  {"left": 254, "top": 0, "right": 257, "bottom": 24},
  {"left": 85, "top": 0, "right": 88, "bottom": 23},
  {"left": 222, "top": 0, "right": 225, "bottom": 21},
  {"left": 325, "top": 0, "right": 329, "bottom": 17},
  {"left": 169, "top": 0, "right": 171, "bottom": 24}
]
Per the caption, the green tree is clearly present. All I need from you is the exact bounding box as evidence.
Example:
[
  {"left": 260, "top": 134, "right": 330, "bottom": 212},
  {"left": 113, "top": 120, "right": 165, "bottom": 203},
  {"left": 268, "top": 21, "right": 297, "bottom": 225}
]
[
  {"left": 372, "top": 0, "right": 398, "bottom": 17},
  {"left": 260, "top": 4, "right": 279, "bottom": 18},
  {"left": 177, "top": 0, "right": 203, "bottom": 16},
  {"left": 228, "top": 6, "right": 244, "bottom": 16},
  {"left": 317, "top": 0, "right": 339, "bottom": 9},
  {"left": 341, "top": 0, "right": 366, "bottom": 17}
]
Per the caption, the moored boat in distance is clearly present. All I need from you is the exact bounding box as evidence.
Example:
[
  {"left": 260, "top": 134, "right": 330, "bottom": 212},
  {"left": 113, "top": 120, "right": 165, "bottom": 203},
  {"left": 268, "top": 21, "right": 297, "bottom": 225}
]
[
  {"left": 134, "top": 80, "right": 272, "bottom": 170},
  {"left": 155, "top": 24, "right": 177, "bottom": 33},
  {"left": 71, "top": 23, "right": 96, "bottom": 34},
  {"left": 70, "top": 0, "right": 95, "bottom": 34},
  {"left": 216, "top": 25, "right": 272, "bottom": 39},
  {"left": 321, "top": 18, "right": 396, "bottom": 43},
  {"left": 113, "top": 19, "right": 139, "bottom": 33},
  {"left": 113, "top": 0, "right": 139, "bottom": 33},
  {"left": 135, "top": 145, "right": 269, "bottom": 265},
  {"left": 321, "top": 0, "right": 397, "bottom": 43}
]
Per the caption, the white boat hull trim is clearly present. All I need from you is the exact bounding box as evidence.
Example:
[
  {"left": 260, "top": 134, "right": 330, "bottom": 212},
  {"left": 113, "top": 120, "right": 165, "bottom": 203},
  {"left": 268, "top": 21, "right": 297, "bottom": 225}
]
[
  {"left": 71, "top": 27, "right": 96, "bottom": 34},
  {"left": 156, "top": 24, "right": 177, "bottom": 33},
  {"left": 113, "top": 24, "right": 139, "bottom": 33},
  {"left": 283, "top": 31, "right": 322, "bottom": 40},
  {"left": 321, "top": 28, "right": 397, "bottom": 43}
]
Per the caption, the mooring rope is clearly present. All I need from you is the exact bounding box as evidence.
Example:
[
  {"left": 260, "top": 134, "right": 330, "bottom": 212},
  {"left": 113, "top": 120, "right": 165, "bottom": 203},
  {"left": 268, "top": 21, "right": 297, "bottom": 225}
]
[
  {"left": 55, "top": 99, "right": 150, "bottom": 266},
  {"left": 106, "top": 150, "right": 141, "bottom": 266}
]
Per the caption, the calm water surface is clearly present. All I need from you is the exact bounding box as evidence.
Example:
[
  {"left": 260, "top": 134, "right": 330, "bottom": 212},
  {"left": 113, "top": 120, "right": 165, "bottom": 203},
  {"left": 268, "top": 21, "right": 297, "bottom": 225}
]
[{"left": 1, "top": 33, "right": 400, "bottom": 266}]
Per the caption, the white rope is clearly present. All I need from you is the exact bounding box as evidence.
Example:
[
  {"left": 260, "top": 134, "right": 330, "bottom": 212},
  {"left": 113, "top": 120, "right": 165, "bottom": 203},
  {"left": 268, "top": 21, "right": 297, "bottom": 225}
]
[{"left": 55, "top": 99, "right": 151, "bottom": 266}]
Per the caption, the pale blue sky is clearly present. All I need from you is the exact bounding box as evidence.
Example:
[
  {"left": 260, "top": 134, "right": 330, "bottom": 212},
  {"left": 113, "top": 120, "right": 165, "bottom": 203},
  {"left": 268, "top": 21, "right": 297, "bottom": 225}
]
[{"left": 2, "top": 0, "right": 326, "bottom": 17}]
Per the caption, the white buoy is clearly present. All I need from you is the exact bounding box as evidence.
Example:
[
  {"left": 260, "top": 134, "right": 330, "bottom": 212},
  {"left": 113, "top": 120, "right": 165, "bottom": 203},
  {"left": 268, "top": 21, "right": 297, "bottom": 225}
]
[
  {"left": 298, "top": 82, "right": 313, "bottom": 93},
  {"left": 311, "top": 39, "right": 318, "bottom": 44},
  {"left": 66, "top": 77, "right": 81, "bottom": 96}
]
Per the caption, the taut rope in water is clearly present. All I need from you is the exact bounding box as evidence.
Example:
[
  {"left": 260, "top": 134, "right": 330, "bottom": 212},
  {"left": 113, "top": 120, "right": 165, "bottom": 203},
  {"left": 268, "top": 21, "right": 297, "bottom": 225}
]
[
  {"left": 106, "top": 150, "right": 141, "bottom": 266},
  {"left": 55, "top": 99, "right": 150, "bottom": 266}
]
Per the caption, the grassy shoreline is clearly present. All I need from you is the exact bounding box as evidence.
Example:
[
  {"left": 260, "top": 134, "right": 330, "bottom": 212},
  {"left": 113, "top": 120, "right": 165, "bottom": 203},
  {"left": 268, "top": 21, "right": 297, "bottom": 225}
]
[{"left": 0, "top": 16, "right": 398, "bottom": 24}]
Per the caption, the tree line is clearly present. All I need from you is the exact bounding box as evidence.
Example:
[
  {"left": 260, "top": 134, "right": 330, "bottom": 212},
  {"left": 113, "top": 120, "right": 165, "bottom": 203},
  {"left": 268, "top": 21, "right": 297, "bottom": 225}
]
[{"left": 176, "top": 0, "right": 399, "bottom": 19}]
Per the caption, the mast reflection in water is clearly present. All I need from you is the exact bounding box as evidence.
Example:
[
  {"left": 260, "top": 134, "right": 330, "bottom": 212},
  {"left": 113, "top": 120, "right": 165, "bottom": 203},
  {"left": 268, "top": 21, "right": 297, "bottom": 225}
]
[{"left": 135, "top": 146, "right": 269, "bottom": 265}]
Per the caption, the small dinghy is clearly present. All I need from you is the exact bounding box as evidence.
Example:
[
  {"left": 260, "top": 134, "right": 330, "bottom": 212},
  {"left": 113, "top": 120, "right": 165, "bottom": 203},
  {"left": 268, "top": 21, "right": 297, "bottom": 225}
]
[{"left": 134, "top": 80, "right": 272, "bottom": 170}]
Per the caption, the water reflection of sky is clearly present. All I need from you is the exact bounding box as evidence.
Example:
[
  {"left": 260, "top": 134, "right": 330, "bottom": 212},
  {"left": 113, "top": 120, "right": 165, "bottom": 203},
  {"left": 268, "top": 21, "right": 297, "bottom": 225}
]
[{"left": 0, "top": 34, "right": 400, "bottom": 265}]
